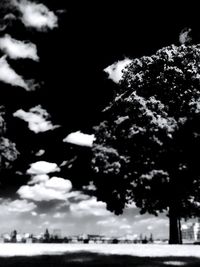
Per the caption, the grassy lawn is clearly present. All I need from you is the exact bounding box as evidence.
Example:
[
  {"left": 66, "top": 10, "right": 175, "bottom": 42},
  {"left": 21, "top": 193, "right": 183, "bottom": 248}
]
[{"left": 0, "top": 252, "right": 200, "bottom": 267}]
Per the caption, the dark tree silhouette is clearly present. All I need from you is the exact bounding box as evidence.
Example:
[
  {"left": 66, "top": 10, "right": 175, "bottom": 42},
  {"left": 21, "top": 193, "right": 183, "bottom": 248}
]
[
  {"left": 0, "top": 107, "right": 18, "bottom": 171},
  {"left": 91, "top": 43, "right": 200, "bottom": 244}
]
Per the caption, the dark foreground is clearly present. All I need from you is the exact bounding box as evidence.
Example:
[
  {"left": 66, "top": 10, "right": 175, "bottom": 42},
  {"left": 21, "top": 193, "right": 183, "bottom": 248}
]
[{"left": 0, "top": 252, "right": 200, "bottom": 267}]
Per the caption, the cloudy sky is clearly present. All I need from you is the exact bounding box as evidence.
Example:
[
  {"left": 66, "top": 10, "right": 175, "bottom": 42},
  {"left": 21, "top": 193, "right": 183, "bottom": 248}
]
[{"left": 0, "top": 1, "right": 199, "bottom": 239}]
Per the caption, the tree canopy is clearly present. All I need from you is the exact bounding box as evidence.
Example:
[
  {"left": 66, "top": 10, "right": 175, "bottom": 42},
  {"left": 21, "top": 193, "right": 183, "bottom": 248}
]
[
  {"left": 0, "top": 106, "right": 18, "bottom": 171},
  {"left": 90, "top": 44, "right": 200, "bottom": 243}
]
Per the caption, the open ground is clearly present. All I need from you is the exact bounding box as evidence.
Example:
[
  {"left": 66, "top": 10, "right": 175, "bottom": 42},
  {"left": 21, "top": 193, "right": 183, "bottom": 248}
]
[{"left": 0, "top": 244, "right": 200, "bottom": 266}]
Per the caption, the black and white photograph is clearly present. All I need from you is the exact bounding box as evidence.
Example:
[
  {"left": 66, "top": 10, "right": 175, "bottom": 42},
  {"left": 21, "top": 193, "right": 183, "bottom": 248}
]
[{"left": 1, "top": 1, "right": 200, "bottom": 266}]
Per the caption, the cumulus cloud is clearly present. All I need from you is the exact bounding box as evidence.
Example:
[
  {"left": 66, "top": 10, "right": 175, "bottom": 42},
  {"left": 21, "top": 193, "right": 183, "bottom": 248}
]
[
  {"left": 0, "top": 56, "right": 31, "bottom": 90},
  {"left": 63, "top": 131, "right": 96, "bottom": 147},
  {"left": 0, "top": 34, "right": 39, "bottom": 61},
  {"left": 18, "top": 184, "right": 65, "bottom": 201},
  {"left": 28, "top": 174, "right": 49, "bottom": 185},
  {"left": 27, "top": 161, "right": 60, "bottom": 175},
  {"left": 45, "top": 177, "right": 72, "bottom": 192},
  {"left": 17, "top": 177, "right": 72, "bottom": 201},
  {"left": 70, "top": 197, "right": 111, "bottom": 217},
  {"left": 0, "top": 199, "right": 36, "bottom": 213},
  {"left": 15, "top": 0, "right": 58, "bottom": 31},
  {"left": 104, "top": 58, "right": 132, "bottom": 83},
  {"left": 13, "top": 105, "right": 60, "bottom": 133}
]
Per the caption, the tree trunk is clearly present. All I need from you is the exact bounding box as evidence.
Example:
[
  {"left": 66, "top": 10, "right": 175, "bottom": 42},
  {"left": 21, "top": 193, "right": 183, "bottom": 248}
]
[{"left": 169, "top": 205, "right": 182, "bottom": 244}]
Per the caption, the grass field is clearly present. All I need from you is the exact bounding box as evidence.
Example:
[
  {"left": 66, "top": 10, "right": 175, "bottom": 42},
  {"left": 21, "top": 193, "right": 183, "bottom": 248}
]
[{"left": 0, "top": 244, "right": 200, "bottom": 266}]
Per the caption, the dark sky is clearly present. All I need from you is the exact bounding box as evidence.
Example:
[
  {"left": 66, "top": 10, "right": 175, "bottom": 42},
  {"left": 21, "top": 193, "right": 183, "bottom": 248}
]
[
  {"left": 2, "top": 1, "right": 199, "bottom": 130},
  {"left": 38, "top": 1, "right": 200, "bottom": 129}
]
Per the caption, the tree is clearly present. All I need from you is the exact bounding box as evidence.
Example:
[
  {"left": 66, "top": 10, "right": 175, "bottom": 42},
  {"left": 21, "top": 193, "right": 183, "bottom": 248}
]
[
  {"left": 90, "top": 43, "right": 200, "bottom": 244},
  {"left": 0, "top": 107, "right": 18, "bottom": 171}
]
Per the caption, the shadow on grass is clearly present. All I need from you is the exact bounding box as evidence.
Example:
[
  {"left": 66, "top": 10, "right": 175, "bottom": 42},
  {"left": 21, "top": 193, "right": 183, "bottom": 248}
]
[{"left": 0, "top": 252, "right": 200, "bottom": 267}]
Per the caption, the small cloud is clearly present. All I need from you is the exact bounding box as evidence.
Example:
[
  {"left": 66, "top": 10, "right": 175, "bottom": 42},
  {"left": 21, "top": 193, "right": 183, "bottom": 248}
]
[
  {"left": 0, "top": 56, "right": 31, "bottom": 90},
  {"left": 97, "top": 218, "right": 116, "bottom": 226},
  {"left": 0, "top": 13, "right": 17, "bottom": 32},
  {"left": 119, "top": 224, "right": 131, "bottom": 230},
  {"left": 27, "top": 161, "right": 60, "bottom": 175},
  {"left": 65, "top": 191, "right": 90, "bottom": 201},
  {"left": 179, "top": 27, "right": 192, "bottom": 44},
  {"left": 28, "top": 174, "right": 49, "bottom": 185},
  {"left": 3, "top": 13, "right": 17, "bottom": 21},
  {"left": 126, "top": 202, "right": 136, "bottom": 209},
  {"left": 70, "top": 197, "right": 111, "bottom": 217},
  {"left": 53, "top": 212, "right": 65, "bottom": 219},
  {"left": 0, "top": 34, "right": 39, "bottom": 61},
  {"left": 60, "top": 160, "right": 68, "bottom": 167},
  {"left": 63, "top": 131, "right": 95, "bottom": 147},
  {"left": 18, "top": 179, "right": 72, "bottom": 202},
  {"left": 13, "top": 105, "right": 60, "bottom": 133},
  {"left": 31, "top": 211, "right": 37, "bottom": 216},
  {"left": 6, "top": 199, "right": 36, "bottom": 213},
  {"left": 42, "top": 221, "right": 49, "bottom": 225},
  {"left": 45, "top": 177, "right": 72, "bottom": 192},
  {"left": 15, "top": 0, "right": 58, "bottom": 31},
  {"left": 147, "top": 225, "right": 153, "bottom": 230},
  {"left": 104, "top": 58, "right": 132, "bottom": 83},
  {"left": 35, "top": 149, "right": 45, "bottom": 157},
  {"left": 18, "top": 173, "right": 72, "bottom": 202}
]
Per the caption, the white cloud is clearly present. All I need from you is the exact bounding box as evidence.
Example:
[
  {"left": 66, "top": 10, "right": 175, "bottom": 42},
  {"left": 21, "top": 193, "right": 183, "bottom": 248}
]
[
  {"left": 63, "top": 131, "right": 95, "bottom": 147},
  {"left": 18, "top": 184, "right": 66, "bottom": 201},
  {"left": 18, "top": 177, "right": 72, "bottom": 202},
  {"left": 126, "top": 202, "right": 136, "bottom": 209},
  {"left": 119, "top": 224, "right": 131, "bottom": 230},
  {"left": 15, "top": 0, "right": 58, "bottom": 31},
  {"left": 42, "top": 221, "right": 49, "bottom": 225},
  {"left": 3, "top": 199, "right": 36, "bottom": 213},
  {"left": 179, "top": 27, "right": 192, "bottom": 44},
  {"left": 97, "top": 217, "right": 132, "bottom": 232},
  {"left": 13, "top": 105, "right": 60, "bottom": 133},
  {"left": 0, "top": 56, "right": 31, "bottom": 90},
  {"left": 28, "top": 174, "right": 49, "bottom": 185},
  {"left": 35, "top": 149, "right": 45, "bottom": 157},
  {"left": 53, "top": 212, "right": 65, "bottom": 219},
  {"left": 0, "top": 34, "right": 39, "bottom": 61},
  {"left": 27, "top": 161, "right": 60, "bottom": 175},
  {"left": 70, "top": 197, "right": 111, "bottom": 217},
  {"left": 104, "top": 58, "right": 132, "bottom": 83},
  {"left": 65, "top": 191, "right": 90, "bottom": 201},
  {"left": 0, "top": 13, "right": 17, "bottom": 32},
  {"left": 147, "top": 225, "right": 153, "bottom": 230},
  {"left": 45, "top": 177, "right": 72, "bottom": 192},
  {"left": 97, "top": 218, "right": 116, "bottom": 225}
]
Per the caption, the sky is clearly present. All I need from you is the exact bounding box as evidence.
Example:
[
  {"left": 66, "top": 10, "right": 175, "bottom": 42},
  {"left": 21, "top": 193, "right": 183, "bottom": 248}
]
[{"left": 0, "top": 0, "right": 199, "bottom": 239}]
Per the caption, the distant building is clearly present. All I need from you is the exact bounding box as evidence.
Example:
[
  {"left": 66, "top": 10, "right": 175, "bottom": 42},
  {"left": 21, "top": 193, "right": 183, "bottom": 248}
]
[
  {"left": 182, "top": 220, "right": 200, "bottom": 242},
  {"left": 11, "top": 230, "right": 17, "bottom": 243},
  {"left": 53, "top": 229, "right": 62, "bottom": 239},
  {"left": 43, "top": 229, "right": 50, "bottom": 242}
]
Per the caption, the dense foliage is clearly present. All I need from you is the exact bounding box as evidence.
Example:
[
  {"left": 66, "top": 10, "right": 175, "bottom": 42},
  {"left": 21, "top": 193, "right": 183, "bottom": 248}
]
[{"left": 91, "top": 44, "right": 200, "bottom": 242}]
